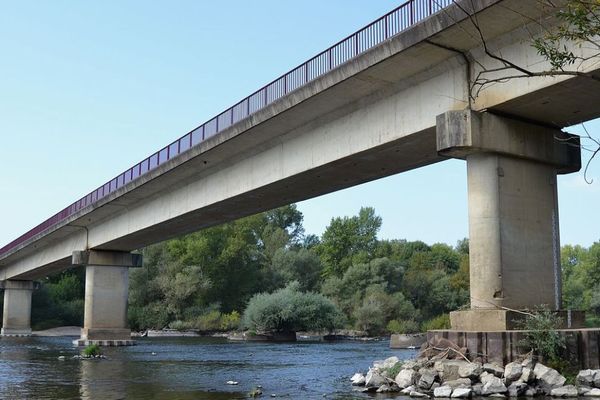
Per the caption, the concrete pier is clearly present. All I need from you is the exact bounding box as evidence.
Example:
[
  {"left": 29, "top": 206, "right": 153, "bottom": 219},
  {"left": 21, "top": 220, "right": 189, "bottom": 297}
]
[
  {"left": 1, "top": 280, "right": 36, "bottom": 336},
  {"left": 436, "top": 110, "right": 581, "bottom": 330},
  {"left": 72, "top": 250, "right": 142, "bottom": 346}
]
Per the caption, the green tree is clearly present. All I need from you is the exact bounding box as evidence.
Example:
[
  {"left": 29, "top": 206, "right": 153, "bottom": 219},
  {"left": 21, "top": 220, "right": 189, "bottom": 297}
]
[{"left": 318, "top": 207, "right": 382, "bottom": 277}]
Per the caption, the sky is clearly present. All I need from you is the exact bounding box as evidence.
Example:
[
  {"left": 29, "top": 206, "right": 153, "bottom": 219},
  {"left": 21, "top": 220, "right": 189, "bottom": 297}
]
[{"left": 0, "top": 1, "right": 599, "bottom": 249}]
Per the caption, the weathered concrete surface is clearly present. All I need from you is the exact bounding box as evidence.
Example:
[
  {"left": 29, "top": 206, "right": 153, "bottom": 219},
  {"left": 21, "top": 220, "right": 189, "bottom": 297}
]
[
  {"left": 0, "top": 0, "right": 596, "bottom": 283},
  {"left": 449, "top": 309, "right": 585, "bottom": 331},
  {"left": 75, "top": 251, "right": 137, "bottom": 345},
  {"left": 437, "top": 111, "right": 580, "bottom": 315},
  {"left": 428, "top": 329, "right": 600, "bottom": 369},
  {"left": 1, "top": 280, "right": 35, "bottom": 336}
]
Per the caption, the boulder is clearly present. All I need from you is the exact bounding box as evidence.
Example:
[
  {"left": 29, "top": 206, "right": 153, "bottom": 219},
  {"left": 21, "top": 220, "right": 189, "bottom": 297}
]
[
  {"left": 410, "top": 391, "right": 430, "bottom": 398},
  {"left": 507, "top": 381, "right": 528, "bottom": 397},
  {"left": 396, "top": 369, "right": 417, "bottom": 388},
  {"left": 374, "top": 356, "right": 400, "bottom": 371},
  {"left": 585, "top": 388, "right": 600, "bottom": 396},
  {"left": 402, "top": 385, "right": 416, "bottom": 394},
  {"left": 504, "top": 362, "right": 523, "bottom": 382},
  {"left": 524, "top": 388, "right": 538, "bottom": 397},
  {"left": 451, "top": 388, "right": 472, "bottom": 398},
  {"left": 550, "top": 385, "right": 578, "bottom": 397},
  {"left": 480, "top": 372, "right": 494, "bottom": 385},
  {"left": 594, "top": 370, "right": 600, "bottom": 388},
  {"left": 438, "top": 360, "right": 469, "bottom": 381},
  {"left": 580, "top": 386, "right": 593, "bottom": 396},
  {"left": 484, "top": 363, "right": 505, "bottom": 377},
  {"left": 404, "top": 361, "right": 419, "bottom": 370},
  {"left": 365, "top": 368, "right": 386, "bottom": 388},
  {"left": 472, "top": 383, "right": 483, "bottom": 396},
  {"left": 351, "top": 373, "right": 366, "bottom": 386},
  {"left": 489, "top": 394, "right": 507, "bottom": 398},
  {"left": 521, "top": 358, "right": 535, "bottom": 369},
  {"left": 418, "top": 368, "right": 438, "bottom": 390},
  {"left": 443, "top": 378, "right": 472, "bottom": 389},
  {"left": 519, "top": 367, "right": 534, "bottom": 383},
  {"left": 434, "top": 385, "right": 453, "bottom": 398},
  {"left": 533, "top": 363, "right": 566, "bottom": 390},
  {"left": 376, "top": 384, "right": 393, "bottom": 393},
  {"left": 481, "top": 376, "right": 508, "bottom": 395},
  {"left": 578, "top": 370, "right": 596, "bottom": 386},
  {"left": 459, "top": 362, "right": 483, "bottom": 380}
]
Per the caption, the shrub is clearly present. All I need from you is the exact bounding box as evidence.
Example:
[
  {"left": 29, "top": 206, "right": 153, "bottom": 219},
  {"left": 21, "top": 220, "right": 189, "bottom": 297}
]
[
  {"left": 384, "top": 362, "right": 404, "bottom": 379},
  {"left": 421, "top": 313, "right": 451, "bottom": 331},
  {"left": 220, "top": 311, "right": 241, "bottom": 331},
  {"left": 196, "top": 310, "right": 222, "bottom": 331},
  {"left": 83, "top": 344, "right": 102, "bottom": 357},
  {"left": 387, "top": 319, "right": 420, "bottom": 334},
  {"left": 242, "top": 282, "right": 343, "bottom": 333},
  {"left": 518, "top": 306, "right": 565, "bottom": 363}
]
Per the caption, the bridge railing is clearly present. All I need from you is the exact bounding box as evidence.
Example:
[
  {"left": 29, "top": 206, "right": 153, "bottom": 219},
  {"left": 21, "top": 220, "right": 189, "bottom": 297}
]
[{"left": 0, "top": 0, "right": 453, "bottom": 257}]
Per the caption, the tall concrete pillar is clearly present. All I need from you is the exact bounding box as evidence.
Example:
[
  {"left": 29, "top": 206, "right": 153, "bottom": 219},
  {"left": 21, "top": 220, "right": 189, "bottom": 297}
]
[
  {"left": 72, "top": 250, "right": 142, "bottom": 346},
  {"left": 437, "top": 110, "right": 581, "bottom": 330},
  {"left": 1, "top": 280, "right": 36, "bottom": 336}
]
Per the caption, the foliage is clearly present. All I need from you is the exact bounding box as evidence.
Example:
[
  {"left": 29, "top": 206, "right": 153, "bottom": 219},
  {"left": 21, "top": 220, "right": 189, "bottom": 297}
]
[
  {"left": 31, "top": 268, "right": 85, "bottom": 330},
  {"left": 317, "top": 207, "right": 382, "bottom": 277},
  {"left": 384, "top": 362, "right": 404, "bottom": 379},
  {"left": 387, "top": 319, "right": 420, "bottom": 334},
  {"left": 533, "top": 0, "right": 600, "bottom": 70},
  {"left": 518, "top": 306, "right": 566, "bottom": 363},
  {"left": 242, "top": 282, "right": 343, "bottom": 333},
  {"left": 83, "top": 344, "right": 102, "bottom": 357},
  {"left": 421, "top": 314, "right": 451, "bottom": 331}
]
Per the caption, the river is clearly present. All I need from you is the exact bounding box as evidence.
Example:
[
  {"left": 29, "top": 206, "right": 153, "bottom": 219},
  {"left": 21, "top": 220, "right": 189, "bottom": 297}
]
[{"left": 0, "top": 336, "right": 417, "bottom": 399}]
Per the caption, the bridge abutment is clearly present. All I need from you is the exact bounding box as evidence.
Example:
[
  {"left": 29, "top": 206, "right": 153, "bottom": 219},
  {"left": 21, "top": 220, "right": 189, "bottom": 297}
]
[
  {"left": 1, "top": 280, "right": 36, "bottom": 336},
  {"left": 436, "top": 110, "right": 581, "bottom": 330},
  {"left": 72, "top": 250, "right": 142, "bottom": 346}
]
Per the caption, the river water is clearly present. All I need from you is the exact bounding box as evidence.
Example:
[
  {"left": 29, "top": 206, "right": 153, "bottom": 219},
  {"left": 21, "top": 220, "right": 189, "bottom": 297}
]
[{"left": 0, "top": 336, "right": 417, "bottom": 399}]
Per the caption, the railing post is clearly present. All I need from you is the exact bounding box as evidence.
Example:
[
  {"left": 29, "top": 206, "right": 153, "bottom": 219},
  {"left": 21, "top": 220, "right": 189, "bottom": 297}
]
[{"left": 385, "top": 16, "right": 389, "bottom": 39}]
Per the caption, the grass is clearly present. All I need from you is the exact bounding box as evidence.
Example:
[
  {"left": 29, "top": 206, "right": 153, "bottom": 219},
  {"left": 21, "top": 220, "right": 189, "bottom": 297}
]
[{"left": 82, "top": 344, "right": 102, "bottom": 357}]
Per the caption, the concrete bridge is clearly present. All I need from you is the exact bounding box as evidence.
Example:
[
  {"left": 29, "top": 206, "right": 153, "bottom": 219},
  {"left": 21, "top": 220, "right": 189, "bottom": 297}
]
[{"left": 1, "top": 0, "right": 599, "bottom": 348}]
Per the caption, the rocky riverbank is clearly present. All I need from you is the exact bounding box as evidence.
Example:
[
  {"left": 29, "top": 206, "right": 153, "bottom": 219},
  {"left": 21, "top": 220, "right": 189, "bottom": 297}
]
[{"left": 352, "top": 355, "right": 600, "bottom": 397}]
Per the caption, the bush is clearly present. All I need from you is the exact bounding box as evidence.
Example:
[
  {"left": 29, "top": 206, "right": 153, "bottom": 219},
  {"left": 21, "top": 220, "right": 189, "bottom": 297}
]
[
  {"left": 518, "top": 306, "right": 565, "bottom": 363},
  {"left": 387, "top": 319, "right": 420, "bottom": 334},
  {"left": 220, "top": 311, "right": 241, "bottom": 331},
  {"left": 83, "top": 344, "right": 102, "bottom": 357},
  {"left": 242, "top": 282, "right": 343, "bottom": 333},
  {"left": 421, "top": 314, "right": 451, "bottom": 331}
]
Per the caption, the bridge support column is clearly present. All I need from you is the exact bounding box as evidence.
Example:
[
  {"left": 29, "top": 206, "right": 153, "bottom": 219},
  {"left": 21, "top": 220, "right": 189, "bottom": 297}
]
[
  {"left": 1, "top": 280, "right": 36, "bottom": 336},
  {"left": 437, "top": 110, "right": 581, "bottom": 331},
  {"left": 72, "top": 250, "right": 142, "bottom": 346}
]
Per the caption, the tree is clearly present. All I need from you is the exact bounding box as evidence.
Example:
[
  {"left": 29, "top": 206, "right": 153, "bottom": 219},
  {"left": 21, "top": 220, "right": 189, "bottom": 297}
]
[{"left": 317, "top": 207, "right": 382, "bottom": 277}]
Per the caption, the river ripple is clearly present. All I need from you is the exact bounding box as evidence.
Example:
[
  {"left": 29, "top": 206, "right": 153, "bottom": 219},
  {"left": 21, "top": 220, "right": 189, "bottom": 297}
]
[{"left": 0, "top": 336, "right": 417, "bottom": 399}]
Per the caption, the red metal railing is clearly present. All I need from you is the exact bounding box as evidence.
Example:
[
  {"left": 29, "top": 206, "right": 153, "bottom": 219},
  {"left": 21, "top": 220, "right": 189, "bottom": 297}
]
[{"left": 0, "top": 0, "right": 452, "bottom": 257}]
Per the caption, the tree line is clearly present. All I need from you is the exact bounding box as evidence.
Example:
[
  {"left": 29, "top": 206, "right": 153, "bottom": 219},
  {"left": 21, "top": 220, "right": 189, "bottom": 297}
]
[{"left": 2, "top": 204, "right": 599, "bottom": 335}]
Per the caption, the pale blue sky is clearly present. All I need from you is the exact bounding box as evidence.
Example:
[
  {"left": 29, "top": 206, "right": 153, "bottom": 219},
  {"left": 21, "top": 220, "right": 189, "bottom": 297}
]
[{"left": 1, "top": 1, "right": 598, "bottom": 249}]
